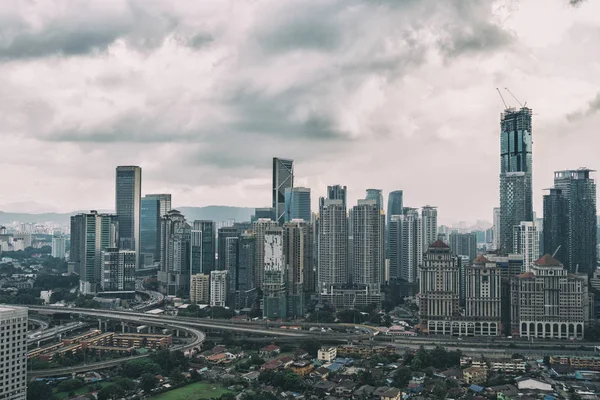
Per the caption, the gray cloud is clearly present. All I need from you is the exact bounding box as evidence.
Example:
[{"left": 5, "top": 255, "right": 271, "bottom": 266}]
[
  {"left": 569, "top": 0, "right": 587, "bottom": 5},
  {"left": 438, "top": 22, "right": 514, "bottom": 58},
  {"left": 566, "top": 92, "right": 600, "bottom": 121}
]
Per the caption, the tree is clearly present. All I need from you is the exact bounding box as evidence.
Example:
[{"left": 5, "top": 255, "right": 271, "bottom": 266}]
[
  {"left": 56, "top": 378, "right": 85, "bottom": 393},
  {"left": 122, "top": 358, "right": 161, "bottom": 378},
  {"left": 97, "top": 384, "right": 125, "bottom": 400},
  {"left": 27, "top": 381, "right": 53, "bottom": 400},
  {"left": 140, "top": 373, "right": 158, "bottom": 393},
  {"left": 169, "top": 367, "right": 185, "bottom": 386},
  {"left": 432, "top": 382, "right": 447, "bottom": 399}
]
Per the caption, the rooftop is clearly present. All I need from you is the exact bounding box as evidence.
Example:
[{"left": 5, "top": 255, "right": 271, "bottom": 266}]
[
  {"left": 473, "top": 254, "right": 490, "bottom": 264},
  {"left": 535, "top": 254, "right": 563, "bottom": 267},
  {"left": 429, "top": 240, "right": 449, "bottom": 249}
]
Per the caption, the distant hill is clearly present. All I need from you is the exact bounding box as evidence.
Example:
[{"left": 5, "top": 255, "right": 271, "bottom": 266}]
[{"left": 0, "top": 206, "right": 256, "bottom": 225}]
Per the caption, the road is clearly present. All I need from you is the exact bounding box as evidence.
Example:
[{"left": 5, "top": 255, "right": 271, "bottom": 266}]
[
  {"left": 28, "top": 321, "right": 88, "bottom": 343},
  {"left": 28, "top": 324, "right": 205, "bottom": 378}
]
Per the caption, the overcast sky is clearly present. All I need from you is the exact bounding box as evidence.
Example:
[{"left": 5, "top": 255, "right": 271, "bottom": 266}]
[{"left": 0, "top": 0, "right": 599, "bottom": 224}]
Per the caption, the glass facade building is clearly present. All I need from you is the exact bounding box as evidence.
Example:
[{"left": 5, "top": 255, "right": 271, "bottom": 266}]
[
  {"left": 115, "top": 166, "right": 142, "bottom": 267},
  {"left": 141, "top": 196, "right": 160, "bottom": 261},
  {"left": 272, "top": 157, "right": 294, "bottom": 225},
  {"left": 284, "top": 187, "right": 311, "bottom": 223}
]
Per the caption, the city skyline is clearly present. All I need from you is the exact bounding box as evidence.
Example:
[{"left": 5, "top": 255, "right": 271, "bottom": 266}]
[{"left": 1, "top": 0, "right": 600, "bottom": 224}]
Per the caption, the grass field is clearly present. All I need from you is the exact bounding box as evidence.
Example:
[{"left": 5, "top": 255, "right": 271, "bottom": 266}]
[
  {"left": 54, "top": 382, "right": 110, "bottom": 400},
  {"left": 150, "top": 382, "right": 231, "bottom": 400}
]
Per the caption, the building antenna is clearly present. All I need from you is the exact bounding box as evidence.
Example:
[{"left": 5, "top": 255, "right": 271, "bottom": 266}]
[
  {"left": 496, "top": 88, "right": 509, "bottom": 109},
  {"left": 504, "top": 87, "right": 527, "bottom": 107}
]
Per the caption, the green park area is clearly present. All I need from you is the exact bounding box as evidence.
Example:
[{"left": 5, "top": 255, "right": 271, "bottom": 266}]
[{"left": 150, "top": 382, "right": 231, "bottom": 400}]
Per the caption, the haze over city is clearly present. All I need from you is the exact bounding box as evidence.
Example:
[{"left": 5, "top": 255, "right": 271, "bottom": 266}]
[{"left": 0, "top": 0, "right": 599, "bottom": 224}]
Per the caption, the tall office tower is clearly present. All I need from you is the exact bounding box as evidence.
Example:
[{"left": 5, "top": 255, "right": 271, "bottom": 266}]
[
  {"left": 543, "top": 188, "right": 568, "bottom": 266},
  {"left": 317, "top": 199, "right": 348, "bottom": 293},
  {"left": 351, "top": 200, "right": 385, "bottom": 289},
  {"left": 513, "top": 221, "right": 539, "bottom": 272},
  {"left": 115, "top": 166, "right": 142, "bottom": 266},
  {"left": 510, "top": 254, "right": 590, "bottom": 339},
  {"left": 365, "top": 189, "right": 383, "bottom": 210},
  {"left": 492, "top": 207, "right": 501, "bottom": 250},
  {"left": 284, "top": 187, "right": 311, "bottom": 222},
  {"left": 218, "top": 227, "right": 239, "bottom": 270},
  {"left": 400, "top": 208, "right": 423, "bottom": 283},
  {"left": 272, "top": 157, "right": 294, "bottom": 224},
  {"left": 145, "top": 193, "right": 172, "bottom": 217},
  {"left": 545, "top": 169, "right": 597, "bottom": 275},
  {"left": 464, "top": 255, "right": 502, "bottom": 336},
  {"left": 457, "top": 255, "right": 469, "bottom": 303},
  {"left": 388, "top": 215, "right": 403, "bottom": 281},
  {"left": 253, "top": 219, "right": 279, "bottom": 289},
  {"left": 418, "top": 240, "right": 460, "bottom": 335},
  {"left": 252, "top": 207, "right": 275, "bottom": 222},
  {"left": 210, "top": 270, "right": 228, "bottom": 307},
  {"left": 190, "top": 220, "right": 215, "bottom": 275},
  {"left": 284, "top": 220, "right": 313, "bottom": 317},
  {"left": 499, "top": 107, "right": 533, "bottom": 254},
  {"left": 100, "top": 248, "right": 136, "bottom": 291},
  {"left": 224, "top": 236, "right": 238, "bottom": 303},
  {"left": 535, "top": 217, "right": 544, "bottom": 257},
  {"left": 159, "top": 210, "right": 191, "bottom": 295},
  {"left": 327, "top": 185, "right": 347, "bottom": 207},
  {"left": 238, "top": 231, "right": 255, "bottom": 292},
  {"left": 386, "top": 190, "right": 404, "bottom": 256},
  {"left": 0, "top": 306, "right": 27, "bottom": 400},
  {"left": 421, "top": 205, "right": 438, "bottom": 251},
  {"left": 70, "top": 211, "right": 119, "bottom": 294},
  {"left": 190, "top": 273, "right": 210, "bottom": 304},
  {"left": 449, "top": 233, "right": 478, "bottom": 264},
  {"left": 140, "top": 196, "right": 160, "bottom": 263},
  {"left": 51, "top": 235, "right": 67, "bottom": 258},
  {"left": 263, "top": 227, "right": 286, "bottom": 318}
]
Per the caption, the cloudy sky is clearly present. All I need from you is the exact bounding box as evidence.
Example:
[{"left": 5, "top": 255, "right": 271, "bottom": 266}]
[{"left": 0, "top": 0, "right": 598, "bottom": 224}]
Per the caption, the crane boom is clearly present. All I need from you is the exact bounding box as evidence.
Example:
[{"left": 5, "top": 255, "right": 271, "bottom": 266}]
[
  {"left": 552, "top": 245, "right": 561, "bottom": 258},
  {"left": 496, "top": 88, "right": 509, "bottom": 109},
  {"left": 504, "top": 87, "right": 524, "bottom": 107}
]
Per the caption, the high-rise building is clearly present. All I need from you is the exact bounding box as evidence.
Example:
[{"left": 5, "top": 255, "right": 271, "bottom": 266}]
[
  {"left": 190, "top": 273, "right": 209, "bottom": 304},
  {"left": 283, "top": 220, "right": 312, "bottom": 317},
  {"left": 499, "top": 107, "right": 533, "bottom": 254},
  {"left": 387, "top": 190, "right": 404, "bottom": 224},
  {"left": 365, "top": 189, "right": 383, "bottom": 210},
  {"left": 223, "top": 236, "right": 238, "bottom": 304},
  {"left": 252, "top": 207, "right": 274, "bottom": 222},
  {"left": 510, "top": 254, "right": 590, "bottom": 339},
  {"left": 101, "top": 248, "right": 136, "bottom": 291},
  {"left": 140, "top": 196, "right": 160, "bottom": 262},
  {"left": 51, "top": 235, "right": 67, "bottom": 259},
  {"left": 70, "top": 211, "right": 119, "bottom": 294},
  {"left": 0, "top": 306, "right": 27, "bottom": 400},
  {"left": 419, "top": 240, "right": 460, "bottom": 335},
  {"left": 190, "top": 220, "right": 215, "bottom": 275},
  {"left": 492, "top": 207, "right": 501, "bottom": 250},
  {"left": 237, "top": 231, "right": 255, "bottom": 292},
  {"left": 317, "top": 199, "right": 348, "bottom": 294},
  {"left": 421, "top": 206, "right": 438, "bottom": 251},
  {"left": 210, "top": 270, "right": 228, "bottom": 307},
  {"left": 272, "top": 157, "right": 294, "bottom": 225},
  {"left": 327, "top": 185, "right": 347, "bottom": 207},
  {"left": 464, "top": 255, "right": 502, "bottom": 336},
  {"left": 513, "top": 221, "right": 539, "bottom": 272},
  {"left": 158, "top": 210, "right": 191, "bottom": 295},
  {"left": 253, "top": 219, "right": 279, "bottom": 289},
  {"left": 392, "top": 208, "right": 422, "bottom": 283},
  {"left": 449, "top": 233, "right": 477, "bottom": 264},
  {"left": 284, "top": 187, "right": 311, "bottom": 223},
  {"left": 544, "top": 169, "right": 597, "bottom": 275},
  {"left": 145, "top": 194, "right": 172, "bottom": 217},
  {"left": 115, "top": 166, "right": 142, "bottom": 267},
  {"left": 218, "top": 227, "right": 239, "bottom": 270},
  {"left": 351, "top": 199, "right": 385, "bottom": 289},
  {"left": 263, "top": 227, "right": 286, "bottom": 318}
]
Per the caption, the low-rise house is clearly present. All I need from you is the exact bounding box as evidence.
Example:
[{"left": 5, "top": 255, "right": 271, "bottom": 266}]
[
  {"left": 290, "top": 361, "right": 314, "bottom": 377},
  {"left": 242, "top": 371, "right": 260, "bottom": 382},
  {"left": 379, "top": 387, "right": 401, "bottom": 400},
  {"left": 334, "top": 380, "right": 358, "bottom": 396},
  {"left": 314, "top": 380, "right": 337, "bottom": 394},
  {"left": 207, "top": 353, "right": 228, "bottom": 364},
  {"left": 516, "top": 378, "right": 552, "bottom": 391},
  {"left": 463, "top": 367, "right": 487, "bottom": 385},
  {"left": 318, "top": 347, "right": 338, "bottom": 362},
  {"left": 260, "top": 344, "right": 281, "bottom": 357},
  {"left": 353, "top": 385, "right": 376, "bottom": 398}
]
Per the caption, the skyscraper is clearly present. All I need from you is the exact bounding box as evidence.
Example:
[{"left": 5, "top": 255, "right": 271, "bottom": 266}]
[
  {"left": 272, "top": 157, "right": 294, "bottom": 225},
  {"left": 210, "top": 270, "right": 228, "bottom": 307},
  {"left": 51, "top": 235, "right": 67, "bottom": 258},
  {"left": 253, "top": 218, "right": 279, "bottom": 289},
  {"left": 116, "top": 166, "right": 142, "bottom": 267},
  {"left": 499, "top": 107, "right": 533, "bottom": 254},
  {"left": 101, "top": 248, "right": 136, "bottom": 291},
  {"left": 399, "top": 208, "right": 422, "bottom": 283},
  {"left": 190, "top": 273, "right": 210, "bottom": 304},
  {"left": 140, "top": 196, "right": 160, "bottom": 262},
  {"left": 284, "top": 187, "right": 311, "bottom": 223},
  {"left": 159, "top": 210, "right": 191, "bottom": 295},
  {"left": 513, "top": 221, "right": 539, "bottom": 272},
  {"left": 0, "top": 306, "right": 27, "bottom": 400},
  {"left": 145, "top": 193, "right": 172, "bottom": 217},
  {"left": 317, "top": 199, "right": 348, "bottom": 293},
  {"left": 190, "top": 220, "right": 215, "bottom": 275},
  {"left": 492, "top": 207, "right": 501, "bottom": 250},
  {"left": 365, "top": 189, "right": 383, "bottom": 210},
  {"left": 387, "top": 190, "right": 403, "bottom": 229},
  {"left": 263, "top": 227, "right": 286, "bottom": 318},
  {"left": 237, "top": 231, "right": 256, "bottom": 292},
  {"left": 421, "top": 205, "right": 438, "bottom": 251},
  {"left": 284, "top": 220, "right": 312, "bottom": 317},
  {"left": 544, "top": 169, "right": 597, "bottom": 275},
  {"left": 218, "top": 227, "right": 239, "bottom": 270},
  {"left": 327, "top": 185, "right": 347, "bottom": 207},
  {"left": 70, "top": 211, "right": 119, "bottom": 294},
  {"left": 351, "top": 199, "right": 385, "bottom": 289},
  {"left": 449, "top": 232, "right": 477, "bottom": 264}
]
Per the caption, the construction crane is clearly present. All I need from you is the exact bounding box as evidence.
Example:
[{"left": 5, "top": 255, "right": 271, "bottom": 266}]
[
  {"left": 552, "top": 245, "right": 561, "bottom": 258},
  {"left": 504, "top": 87, "right": 527, "bottom": 108},
  {"left": 496, "top": 88, "right": 509, "bottom": 109}
]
